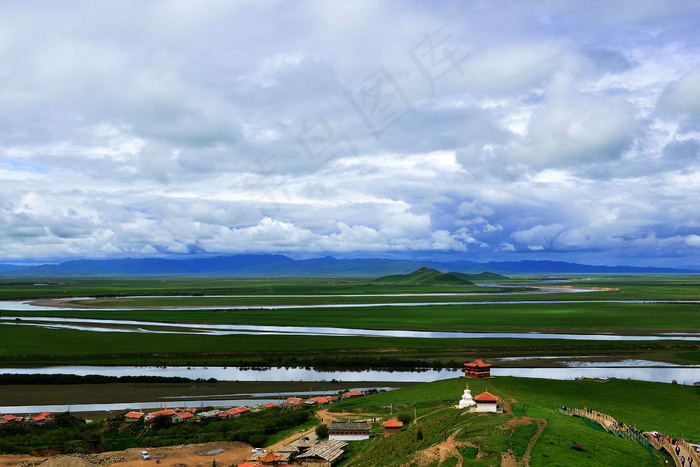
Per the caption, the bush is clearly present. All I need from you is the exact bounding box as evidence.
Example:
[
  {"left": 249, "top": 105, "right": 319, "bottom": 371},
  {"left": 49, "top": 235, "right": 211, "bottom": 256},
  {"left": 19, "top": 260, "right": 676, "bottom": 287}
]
[
  {"left": 315, "top": 423, "right": 329, "bottom": 440},
  {"left": 248, "top": 434, "right": 266, "bottom": 447},
  {"left": 397, "top": 412, "right": 413, "bottom": 426}
]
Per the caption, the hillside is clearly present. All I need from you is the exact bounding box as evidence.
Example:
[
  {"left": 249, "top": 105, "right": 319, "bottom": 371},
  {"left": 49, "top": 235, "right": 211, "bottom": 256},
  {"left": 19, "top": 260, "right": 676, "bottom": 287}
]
[
  {"left": 371, "top": 267, "right": 476, "bottom": 286},
  {"left": 329, "top": 376, "right": 683, "bottom": 466}
]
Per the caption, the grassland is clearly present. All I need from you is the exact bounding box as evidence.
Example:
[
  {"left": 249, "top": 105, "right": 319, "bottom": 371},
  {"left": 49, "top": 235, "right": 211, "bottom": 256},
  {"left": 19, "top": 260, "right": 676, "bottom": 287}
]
[
  {"left": 3, "top": 275, "right": 700, "bottom": 367},
  {"left": 3, "top": 274, "right": 700, "bottom": 463},
  {"left": 2, "top": 375, "right": 692, "bottom": 465},
  {"left": 325, "top": 375, "right": 690, "bottom": 466},
  {"left": 8, "top": 301, "right": 700, "bottom": 333}
]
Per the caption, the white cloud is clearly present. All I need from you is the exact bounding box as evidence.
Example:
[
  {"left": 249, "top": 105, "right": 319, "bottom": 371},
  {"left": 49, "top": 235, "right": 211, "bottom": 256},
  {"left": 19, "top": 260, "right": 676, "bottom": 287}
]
[
  {"left": 1, "top": 1, "right": 700, "bottom": 266},
  {"left": 687, "top": 235, "right": 700, "bottom": 247}
]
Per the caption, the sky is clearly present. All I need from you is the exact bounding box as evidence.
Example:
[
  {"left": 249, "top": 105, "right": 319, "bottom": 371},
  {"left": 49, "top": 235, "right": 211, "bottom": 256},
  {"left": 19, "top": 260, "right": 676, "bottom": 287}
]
[{"left": 1, "top": 1, "right": 700, "bottom": 267}]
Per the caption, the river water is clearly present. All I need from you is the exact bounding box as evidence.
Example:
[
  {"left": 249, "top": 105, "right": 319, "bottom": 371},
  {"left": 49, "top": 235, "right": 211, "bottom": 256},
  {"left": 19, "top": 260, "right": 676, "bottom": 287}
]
[
  {"left": 2, "top": 284, "right": 699, "bottom": 414},
  {"left": 2, "top": 316, "right": 700, "bottom": 340},
  {"left": 2, "top": 364, "right": 699, "bottom": 414}
]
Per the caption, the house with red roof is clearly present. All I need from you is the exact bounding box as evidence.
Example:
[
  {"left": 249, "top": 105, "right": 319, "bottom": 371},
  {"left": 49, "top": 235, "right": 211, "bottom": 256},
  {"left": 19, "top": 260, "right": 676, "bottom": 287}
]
[
  {"left": 1, "top": 414, "right": 21, "bottom": 423},
  {"left": 463, "top": 359, "right": 491, "bottom": 378},
  {"left": 226, "top": 406, "right": 250, "bottom": 418},
  {"left": 27, "top": 412, "right": 54, "bottom": 426},
  {"left": 382, "top": 419, "right": 403, "bottom": 437},
  {"left": 125, "top": 412, "right": 145, "bottom": 423},
  {"left": 342, "top": 391, "right": 364, "bottom": 400},
  {"left": 473, "top": 391, "right": 503, "bottom": 413},
  {"left": 144, "top": 409, "right": 176, "bottom": 423},
  {"left": 173, "top": 412, "right": 194, "bottom": 423}
]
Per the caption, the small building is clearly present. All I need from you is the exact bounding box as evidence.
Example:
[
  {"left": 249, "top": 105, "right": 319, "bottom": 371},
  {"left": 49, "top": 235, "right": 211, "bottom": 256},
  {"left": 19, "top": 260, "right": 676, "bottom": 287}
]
[
  {"left": 382, "top": 419, "right": 403, "bottom": 437},
  {"left": 473, "top": 391, "right": 503, "bottom": 413},
  {"left": 144, "top": 409, "right": 176, "bottom": 423},
  {"left": 274, "top": 445, "right": 300, "bottom": 464},
  {"left": 342, "top": 391, "right": 364, "bottom": 400},
  {"left": 463, "top": 359, "right": 491, "bottom": 378},
  {"left": 328, "top": 421, "right": 371, "bottom": 441},
  {"left": 124, "top": 412, "right": 145, "bottom": 423},
  {"left": 290, "top": 437, "right": 316, "bottom": 453},
  {"left": 1, "top": 415, "right": 20, "bottom": 424},
  {"left": 172, "top": 412, "right": 194, "bottom": 423},
  {"left": 226, "top": 406, "right": 250, "bottom": 417},
  {"left": 29, "top": 412, "right": 54, "bottom": 426},
  {"left": 297, "top": 439, "right": 348, "bottom": 466}
]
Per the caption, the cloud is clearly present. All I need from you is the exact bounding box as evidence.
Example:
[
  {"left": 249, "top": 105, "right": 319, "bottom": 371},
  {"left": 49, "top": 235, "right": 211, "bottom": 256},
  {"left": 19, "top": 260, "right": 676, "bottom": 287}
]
[
  {"left": 1, "top": 1, "right": 700, "bottom": 267},
  {"left": 658, "top": 64, "right": 700, "bottom": 118}
]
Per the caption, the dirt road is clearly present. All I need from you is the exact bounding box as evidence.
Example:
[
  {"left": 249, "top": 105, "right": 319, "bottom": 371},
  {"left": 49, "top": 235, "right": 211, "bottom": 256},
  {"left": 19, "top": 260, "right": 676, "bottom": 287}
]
[{"left": 0, "top": 442, "right": 252, "bottom": 467}]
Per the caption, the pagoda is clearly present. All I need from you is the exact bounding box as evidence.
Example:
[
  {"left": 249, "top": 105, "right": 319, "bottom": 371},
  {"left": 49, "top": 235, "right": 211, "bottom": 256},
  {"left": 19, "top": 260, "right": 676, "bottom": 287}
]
[
  {"left": 463, "top": 358, "right": 491, "bottom": 378},
  {"left": 458, "top": 383, "right": 476, "bottom": 408}
]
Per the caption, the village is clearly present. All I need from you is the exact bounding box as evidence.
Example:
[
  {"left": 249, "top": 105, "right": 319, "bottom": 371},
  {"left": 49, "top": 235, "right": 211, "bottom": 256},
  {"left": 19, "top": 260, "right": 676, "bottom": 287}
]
[{"left": 1, "top": 360, "right": 507, "bottom": 467}]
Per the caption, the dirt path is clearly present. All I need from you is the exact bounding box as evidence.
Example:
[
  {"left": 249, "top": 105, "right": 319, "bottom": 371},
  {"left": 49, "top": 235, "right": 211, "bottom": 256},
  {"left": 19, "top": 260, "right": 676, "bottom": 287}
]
[
  {"left": 521, "top": 419, "right": 547, "bottom": 466},
  {"left": 0, "top": 442, "right": 252, "bottom": 467}
]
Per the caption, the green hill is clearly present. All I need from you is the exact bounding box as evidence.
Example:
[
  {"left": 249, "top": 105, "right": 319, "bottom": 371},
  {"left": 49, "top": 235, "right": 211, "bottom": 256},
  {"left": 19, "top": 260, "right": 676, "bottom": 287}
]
[
  {"left": 372, "top": 267, "right": 475, "bottom": 285},
  {"left": 372, "top": 268, "right": 509, "bottom": 285},
  {"left": 329, "top": 376, "right": 681, "bottom": 466},
  {"left": 450, "top": 270, "right": 510, "bottom": 282}
]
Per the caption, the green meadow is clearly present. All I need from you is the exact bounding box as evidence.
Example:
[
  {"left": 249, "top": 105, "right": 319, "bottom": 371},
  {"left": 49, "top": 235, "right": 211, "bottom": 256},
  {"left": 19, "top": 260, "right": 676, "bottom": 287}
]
[
  {"left": 7, "top": 301, "right": 700, "bottom": 333},
  {"left": 329, "top": 376, "right": 695, "bottom": 466},
  {"left": 2, "top": 275, "right": 700, "bottom": 463},
  {"left": 3, "top": 275, "right": 700, "bottom": 366}
]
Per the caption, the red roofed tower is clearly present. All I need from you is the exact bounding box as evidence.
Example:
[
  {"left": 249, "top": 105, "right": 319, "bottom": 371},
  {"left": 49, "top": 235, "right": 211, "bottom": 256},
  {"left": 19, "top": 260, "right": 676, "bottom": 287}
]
[{"left": 463, "top": 359, "right": 491, "bottom": 378}]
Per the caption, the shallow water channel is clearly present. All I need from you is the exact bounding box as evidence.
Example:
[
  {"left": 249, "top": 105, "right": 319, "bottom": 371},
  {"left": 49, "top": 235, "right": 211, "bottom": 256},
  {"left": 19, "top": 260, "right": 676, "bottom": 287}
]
[
  {"left": 3, "top": 284, "right": 699, "bottom": 414},
  {"left": 2, "top": 363, "right": 700, "bottom": 414}
]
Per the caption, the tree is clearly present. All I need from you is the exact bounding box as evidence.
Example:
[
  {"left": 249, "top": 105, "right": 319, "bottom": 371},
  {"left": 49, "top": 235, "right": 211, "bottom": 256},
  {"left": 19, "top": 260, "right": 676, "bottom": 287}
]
[
  {"left": 397, "top": 412, "right": 413, "bottom": 426},
  {"left": 315, "top": 423, "right": 329, "bottom": 440}
]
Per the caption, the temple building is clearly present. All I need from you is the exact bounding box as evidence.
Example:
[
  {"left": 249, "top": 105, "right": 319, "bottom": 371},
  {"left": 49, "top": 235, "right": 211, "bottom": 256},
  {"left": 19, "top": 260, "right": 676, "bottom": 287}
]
[
  {"left": 473, "top": 391, "right": 503, "bottom": 413},
  {"left": 328, "top": 421, "right": 371, "bottom": 441},
  {"left": 463, "top": 358, "right": 491, "bottom": 378},
  {"left": 382, "top": 419, "right": 403, "bottom": 437}
]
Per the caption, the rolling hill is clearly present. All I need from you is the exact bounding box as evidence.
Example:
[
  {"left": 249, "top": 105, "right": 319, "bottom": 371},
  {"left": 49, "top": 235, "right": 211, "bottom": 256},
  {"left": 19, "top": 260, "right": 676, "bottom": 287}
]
[{"left": 372, "top": 267, "right": 480, "bottom": 285}]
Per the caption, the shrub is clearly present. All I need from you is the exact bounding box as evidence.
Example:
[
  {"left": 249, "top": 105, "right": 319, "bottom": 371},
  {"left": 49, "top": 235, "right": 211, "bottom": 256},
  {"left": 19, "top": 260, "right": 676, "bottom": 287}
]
[
  {"left": 397, "top": 412, "right": 413, "bottom": 426},
  {"left": 315, "top": 423, "right": 329, "bottom": 440}
]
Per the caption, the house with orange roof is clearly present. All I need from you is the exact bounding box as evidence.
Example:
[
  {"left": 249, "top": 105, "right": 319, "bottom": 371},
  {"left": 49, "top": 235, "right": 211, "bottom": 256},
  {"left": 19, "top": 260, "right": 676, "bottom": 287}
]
[
  {"left": 125, "top": 412, "right": 145, "bottom": 423},
  {"left": 473, "top": 391, "right": 502, "bottom": 413},
  {"left": 382, "top": 419, "right": 403, "bottom": 437},
  {"left": 225, "top": 406, "right": 250, "bottom": 417},
  {"left": 173, "top": 412, "right": 194, "bottom": 423},
  {"left": 463, "top": 359, "right": 491, "bottom": 378},
  {"left": 28, "top": 412, "right": 54, "bottom": 426},
  {"left": 144, "top": 409, "right": 176, "bottom": 423},
  {"left": 342, "top": 391, "right": 364, "bottom": 400}
]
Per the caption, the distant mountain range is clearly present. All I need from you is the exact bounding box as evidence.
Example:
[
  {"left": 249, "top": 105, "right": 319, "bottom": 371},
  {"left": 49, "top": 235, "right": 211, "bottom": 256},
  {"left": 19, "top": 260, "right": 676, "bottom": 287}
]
[{"left": 0, "top": 255, "right": 698, "bottom": 276}]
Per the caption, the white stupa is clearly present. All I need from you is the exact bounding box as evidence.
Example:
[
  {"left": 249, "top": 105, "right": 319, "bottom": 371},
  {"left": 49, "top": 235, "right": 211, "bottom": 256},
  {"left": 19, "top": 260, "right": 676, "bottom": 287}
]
[{"left": 458, "top": 383, "right": 476, "bottom": 408}]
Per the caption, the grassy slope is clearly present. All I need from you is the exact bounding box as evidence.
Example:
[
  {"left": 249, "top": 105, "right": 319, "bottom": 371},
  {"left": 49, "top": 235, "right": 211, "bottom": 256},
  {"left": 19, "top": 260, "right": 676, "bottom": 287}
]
[{"left": 331, "top": 376, "right": 690, "bottom": 466}]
